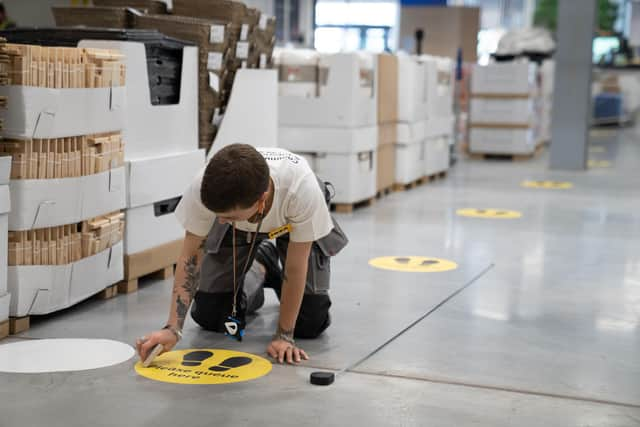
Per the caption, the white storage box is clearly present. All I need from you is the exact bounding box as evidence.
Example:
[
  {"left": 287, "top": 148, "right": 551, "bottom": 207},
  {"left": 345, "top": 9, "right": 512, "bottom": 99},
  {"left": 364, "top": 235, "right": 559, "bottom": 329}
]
[
  {"left": 278, "top": 53, "right": 377, "bottom": 128},
  {"left": 397, "top": 54, "right": 428, "bottom": 123},
  {"left": 424, "top": 136, "right": 450, "bottom": 177},
  {"left": 126, "top": 150, "right": 204, "bottom": 255},
  {"left": 9, "top": 167, "right": 126, "bottom": 231},
  {"left": 0, "top": 292, "right": 9, "bottom": 322},
  {"left": 425, "top": 115, "right": 454, "bottom": 139},
  {"left": 299, "top": 150, "right": 377, "bottom": 204},
  {"left": 395, "top": 140, "right": 425, "bottom": 185},
  {"left": 397, "top": 121, "right": 426, "bottom": 145},
  {"left": 435, "top": 56, "right": 455, "bottom": 116},
  {"left": 470, "top": 97, "right": 536, "bottom": 125},
  {"left": 0, "top": 186, "right": 9, "bottom": 295},
  {"left": 0, "top": 86, "right": 124, "bottom": 139},
  {"left": 471, "top": 61, "right": 537, "bottom": 96},
  {"left": 278, "top": 125, "right": 377, "bottom": 154},
  {"left": 275, "top": 48, "right": 321, "bottom": 98},
  {"left": 125, "top": 200, "right": 185, "bottom": 255},
  {"left": 469, "top": 127, "right": 537, "bottom": 155},
  {"left": 8, "top": 241, "right": 123, "bottom": 317},
  {"left": 127, "top": 150, "right": 205, "bottom": 208},
  {"left": 0, "top": 156, "right": 12, "bottom": 185},
  {"left": 79, "top": 41, "right": 199, "bottom": 160}
]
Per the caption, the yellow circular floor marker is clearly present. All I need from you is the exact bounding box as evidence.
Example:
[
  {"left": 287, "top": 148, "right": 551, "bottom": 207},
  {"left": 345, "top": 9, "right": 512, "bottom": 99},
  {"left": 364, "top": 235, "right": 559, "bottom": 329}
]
[
  {"left": 588, "top": 159, "right": 611, "bottom": 168},
  {"left": 589, "top": 146, "right": 606, "bottom": 153},
  {"left": 369, "top": 256, "right": 458, "bottom": 273},
  {"left": 521, "top": 180, "right": 573, "bottom": 190},
  {"left": 135, "top": 349, "right": 272, "bottom": 385},
  {"left": 456, "top": 208, "right": 522, "bottom": 219}
]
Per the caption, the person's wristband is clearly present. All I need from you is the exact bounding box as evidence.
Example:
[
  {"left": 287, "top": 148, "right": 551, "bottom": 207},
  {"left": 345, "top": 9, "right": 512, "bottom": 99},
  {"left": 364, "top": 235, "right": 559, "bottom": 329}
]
[{"left": 163, "top": 324, "right": 183, "bottom": 341}]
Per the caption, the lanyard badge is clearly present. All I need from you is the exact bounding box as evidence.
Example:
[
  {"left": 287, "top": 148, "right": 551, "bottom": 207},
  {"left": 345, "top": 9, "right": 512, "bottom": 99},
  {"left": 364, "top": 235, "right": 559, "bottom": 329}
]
[
  {"left": 224, "top": 315, "right": 245, "bottom": 341},
  {"left": 268, "top": 223, "right": 292, "bottom": 240}
]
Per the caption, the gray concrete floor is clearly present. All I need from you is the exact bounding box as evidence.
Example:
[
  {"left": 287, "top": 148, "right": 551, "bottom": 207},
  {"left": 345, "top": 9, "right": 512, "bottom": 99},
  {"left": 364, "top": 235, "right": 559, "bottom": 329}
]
[{"left": 1, "top": 126, "right": 640, "bottom": 426}]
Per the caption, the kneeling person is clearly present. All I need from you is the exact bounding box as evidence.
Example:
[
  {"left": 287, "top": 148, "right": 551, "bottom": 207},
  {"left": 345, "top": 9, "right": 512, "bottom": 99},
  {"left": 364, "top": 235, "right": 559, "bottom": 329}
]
[{"left": 137, "top": 144, "right": 346, "bottom": 365}]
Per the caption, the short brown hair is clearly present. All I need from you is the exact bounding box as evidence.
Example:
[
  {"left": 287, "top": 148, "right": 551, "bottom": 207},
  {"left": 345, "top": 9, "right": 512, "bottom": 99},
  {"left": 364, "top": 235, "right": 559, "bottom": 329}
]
[{"left": 201, "top": 144, "right": 269, "bottom": 212}]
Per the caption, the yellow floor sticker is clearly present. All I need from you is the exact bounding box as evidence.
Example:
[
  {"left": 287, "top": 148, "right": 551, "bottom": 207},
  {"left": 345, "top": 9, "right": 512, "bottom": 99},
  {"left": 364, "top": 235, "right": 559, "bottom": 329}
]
[
  {"left": 135, "top": 349, "right": 272, "bottom": 385},
  {"left": 369, "top": 256, "right": 458, "bottom": 273},
  {"left": 589, "top": 146, "right": 606, "bottom": 153},
  {"left": 521, "top": 180, "right": 573, "bottom": 190},
  {"left": 588, "top": 159, "right": 611, "bottom": 168},
  {"left": 456, "top": 208, "right": 522, "bottom": 219}
]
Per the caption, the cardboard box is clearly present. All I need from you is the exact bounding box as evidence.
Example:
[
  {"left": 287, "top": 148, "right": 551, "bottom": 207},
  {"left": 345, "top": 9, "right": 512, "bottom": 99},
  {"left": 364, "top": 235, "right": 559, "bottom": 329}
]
[
  {"left": 279, "top": 125, "right": 377, "bottom": 154},
  {"left": 126, "top": 150, "right": 204, "bottom": 209},
  {"left": 471, "top": 61, "right": 538, "bottom": 96},
  {"left": 93, "top": 0, "right": 169, "bottom": 14},
  {"left": 298, "top": 150, "right": 377, "bottom": 204},
  {"left": 395, "top": 140, "right": 425, "bottom": 185},
  {"left": 278, "top": 53, "right": 377, "bottom": 128},
  {"left": 424, "top": 136, "right": 450, "bottom": 177},
  {"left": 9, "top": 167, "right": 126, "bottom": 231},
  {"left": 8, "top": 241, "right": 123, "bottom": 317},
  {"left": 52, "top": 6, "right": 135, "bottom": 28},
  {"left": 0, "top": 186, "right": 9, "bottom": 295},
  {"left": 399, "top": 6, "right": 480, "bottom": 63},
  {"left": 0, "top": 86, "right": 125, "bottom": 139},
  {"left": 377, "top": 143, "right": 395, "bottom": 193},
  {"left": 421, "top": 55, "right": 455, "bottom": 119},
  {"left": 469, "top": 127, "right": 537, "bottom": 155},
  {"left": 125, "top": 201, "right": 184, "bottom": 255},
  {"left": 470, "top": 97, "right": 536, "bottom": 126},
  {"left": 0, "top": 156, "right": 11, "bottom": 185},
  {"left": 79, "top": 41, "right": 198, "bottom": 159},
  {"left": 397, "top": 55, "right": 428, "bottom": 123},
  {"left": 378, "top": 123, "right": 397, "bottom": 146},
  {"left": 173, "top": 0, "right": 251, "bottom": 25},
  {"left": 377, "top": 54, "right": 398, "bottom": 124}
]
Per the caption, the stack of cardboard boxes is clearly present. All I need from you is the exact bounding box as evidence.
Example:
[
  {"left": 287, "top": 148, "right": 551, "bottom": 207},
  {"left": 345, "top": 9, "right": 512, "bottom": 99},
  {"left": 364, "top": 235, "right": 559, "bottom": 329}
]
[
  {"left": 422, "top": 55, "right": 454, "bottom": 177},
  {"left": 0, "top": 43, "right": 127, "bottom": 326},
  {"left": 469, "top": 60, "right": 540, "bottom": 155},
  {"left": 277, "top": 51, "right": 378, "bottom": 206},
  {"left": 50, "top": 0, "right": 277, "bottom": 152},
  {"left": 0, "top": 37, "right": 9, "bottom": 338},
  {"left": 540, "top": 60, "right": 554, "bottom": 142},
  {"left": 376, "top": 54, "right": 397, "bottom": 194}
]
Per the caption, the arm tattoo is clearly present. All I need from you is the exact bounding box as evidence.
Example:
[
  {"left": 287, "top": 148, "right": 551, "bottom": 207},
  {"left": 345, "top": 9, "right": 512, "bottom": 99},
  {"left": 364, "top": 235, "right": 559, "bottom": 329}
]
[
  {"left": 276, "top": 324, "right": 294, "bottom": 337},
  {"left": 175, "top": 255, "right": 201, "bottom": 328}
]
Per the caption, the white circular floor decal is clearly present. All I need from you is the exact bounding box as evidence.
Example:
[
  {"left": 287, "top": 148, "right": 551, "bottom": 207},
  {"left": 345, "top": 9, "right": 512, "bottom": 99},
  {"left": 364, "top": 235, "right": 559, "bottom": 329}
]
[{"left": 0, "top": 339, "right": 135, "bottom": 373}]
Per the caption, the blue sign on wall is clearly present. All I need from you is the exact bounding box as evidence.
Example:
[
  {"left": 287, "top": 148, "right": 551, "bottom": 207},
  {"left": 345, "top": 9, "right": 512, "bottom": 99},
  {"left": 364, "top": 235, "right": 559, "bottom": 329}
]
[{"left": 399, "top": 0, "right": 447, "bottom": 6}]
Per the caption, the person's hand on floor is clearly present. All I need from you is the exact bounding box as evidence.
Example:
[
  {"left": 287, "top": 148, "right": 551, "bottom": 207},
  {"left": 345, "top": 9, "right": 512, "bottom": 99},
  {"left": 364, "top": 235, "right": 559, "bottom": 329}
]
[
  {"left": 267, "top": 339, "right": 309, "bottom": 365},
  {"left": 136, "top": 329, "right": 178, "bottom": 361}
]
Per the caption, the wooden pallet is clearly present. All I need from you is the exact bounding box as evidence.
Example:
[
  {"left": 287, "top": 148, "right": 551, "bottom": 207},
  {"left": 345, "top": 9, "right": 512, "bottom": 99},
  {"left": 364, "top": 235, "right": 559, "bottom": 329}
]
[
  {"left": 393, "top": 176, "right": 427, "bottom": 192},
  {"left": 376, "top": 186, "right": 393, "bottom": 199},
  {"left": 116, "top": 239, "right": 182, "bottom": 294},
  {"left": 96, "top": 284, "right": 119, "bottom": 300},
  {"left": 424, "top": 170, "right": 448, "bottom": 182},
  {"left": 331, "top": 197, "right": 375, "bottom": 214},
  {"left": 0, "top": 319, "right": 9, "bottom": 340},
  {"left": 464, "top": 142, "right": 544, "bottom": 161},
  {"left": 9, "top": 316, "right": 30, "bottom": 335}
]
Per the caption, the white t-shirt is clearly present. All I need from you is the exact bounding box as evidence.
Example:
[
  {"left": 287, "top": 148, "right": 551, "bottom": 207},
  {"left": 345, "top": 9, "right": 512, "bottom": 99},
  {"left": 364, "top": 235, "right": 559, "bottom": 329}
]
[{"left": 174, "top": 148, "right": 333, "bottom": 243}]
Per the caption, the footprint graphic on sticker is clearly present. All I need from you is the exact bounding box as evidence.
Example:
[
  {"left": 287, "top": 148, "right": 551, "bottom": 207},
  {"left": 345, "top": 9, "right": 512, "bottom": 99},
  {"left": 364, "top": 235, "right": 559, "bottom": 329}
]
[
  {"left": 209, "top": 356, "right": 252, "bottom": 372},
  {"left": 181, "top": 350, "right": 214, "bottom": 367}
]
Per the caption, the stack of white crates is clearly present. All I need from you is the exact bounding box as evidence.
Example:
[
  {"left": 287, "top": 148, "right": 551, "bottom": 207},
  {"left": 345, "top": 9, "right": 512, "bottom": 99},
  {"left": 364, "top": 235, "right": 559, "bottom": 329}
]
[
  {"left": 540, "top": 59, "right": 554, "bottom": 143},
  {"left": 81, "top": 40, "right": 205, "bottom": 293},
  {"left": 0, "top": 45, "right": 127, "bottom": 326},
  {"left": 422, "top": 55, "right": 454, "bottom": 177},
  {"left": 470, "top": 59, "right": 540, "bottom": 155},
  {"left": 395, "top": 53, "right": 428, "bottom": 186},
  {"left": 277, "top": 51, "right": 378, "bottom": 206},
  {"left": 0, "top": 157, "right": 9, "bottom": 337}
]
